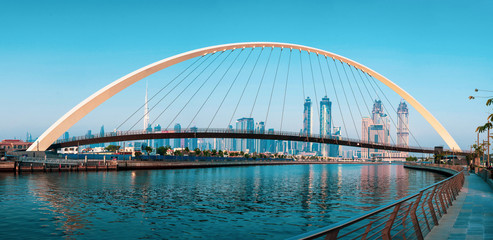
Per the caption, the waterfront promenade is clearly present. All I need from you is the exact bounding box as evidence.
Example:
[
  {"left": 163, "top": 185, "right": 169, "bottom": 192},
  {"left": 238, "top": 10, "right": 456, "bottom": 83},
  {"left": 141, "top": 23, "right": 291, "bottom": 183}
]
[{"left": 426, "top": 173, "right": 493, "bottom": 240}]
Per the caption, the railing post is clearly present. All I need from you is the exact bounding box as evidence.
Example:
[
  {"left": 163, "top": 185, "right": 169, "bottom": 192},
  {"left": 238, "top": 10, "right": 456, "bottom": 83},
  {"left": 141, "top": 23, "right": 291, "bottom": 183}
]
[
  {"left": 382, "top": 203, "right": 401, "bottom": 240},
  {"left": 324, "top": 228, "right": 340, "bottom": 240},
  {"left": 410, "top": 191, "right": 424, "bottom": 240},
  {"left": 437, "top": 184, "right": 447, "bottom": 215},
  {"left": 428, "top": 186, "right": 439, "bottom": 225},
  {"left": 421, "top": 192, "right": 432, "bottom": 232}
]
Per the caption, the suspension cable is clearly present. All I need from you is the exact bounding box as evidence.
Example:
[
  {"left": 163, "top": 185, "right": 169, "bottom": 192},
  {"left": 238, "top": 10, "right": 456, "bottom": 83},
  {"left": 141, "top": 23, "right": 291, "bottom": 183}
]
[
  {"left": 308, "top": 52, "right": 321, "bottom": 138},
  {"left": 186, "top": 48, "right": 249, "bottom": 130},
  {"left": 333, "top": 59, "right": 360, "bottom": 139},
  {"left": 144, "top": 51, "right": 225, "bottom": 131},
  {"left": 264, "top": 48, "right": 283, "bottom": 128},
  {"left": 361, "top": 71, "right": 397, "bottom": 146},
  {"left": 126, "top": 53, "right": 214, "bottom": 131},
  {"left": 347, "top": 64, "right": 385, "bottom": 145},
  {"left": 280, "top": 49, "right": 292, "bottom": 132},
  {"left": 325, "top": 57, "right": 349, "bottom": 137},
  {"left": 365, "top": 73, "right": 422, "bottom": 148},
  {"left": 249, "top": 47, "right": 272, "bottom": 118},
  {"left": 164, "top": 50, "right": 237, "bottom": 130},
  {"left": 227, "top": 48, "right": 261, "bottom": 127},
  {"left": 205, "top": 47, "right": 252, "bottom": 130},
  {"left": 115, "top": 56, "right": 203, "bottom": 131}
]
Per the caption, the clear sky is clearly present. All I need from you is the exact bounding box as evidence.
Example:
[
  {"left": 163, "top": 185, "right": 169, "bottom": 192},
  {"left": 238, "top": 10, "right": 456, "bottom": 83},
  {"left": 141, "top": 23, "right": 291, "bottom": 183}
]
[{"left": 1, "top": 0, "right": 492, "bottom": 150}]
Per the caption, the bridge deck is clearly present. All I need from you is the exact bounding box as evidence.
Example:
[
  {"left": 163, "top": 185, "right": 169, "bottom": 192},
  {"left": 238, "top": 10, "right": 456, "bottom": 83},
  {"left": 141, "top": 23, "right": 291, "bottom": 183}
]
[
  {"left": 48, "top": 129, "right": 469, "bottom": 156},
  {"left": 426, "top": 173, "right": 493, "bottom": 239}
]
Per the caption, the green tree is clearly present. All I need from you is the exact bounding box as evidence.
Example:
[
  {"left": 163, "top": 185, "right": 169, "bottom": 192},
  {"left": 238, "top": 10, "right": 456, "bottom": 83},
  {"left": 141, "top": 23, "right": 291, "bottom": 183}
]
[
  {"left": 194, "top": 148, "right": 201, "bottom": 156},
  {"left": 156, "top": 146, "right": 167, "bottom": 156},
  {"left": 184, "top": 147, "right": 190, "bottom": 153},
  {"left": 105, "top": 145, "right": 120, "bottom": 152},
  {"left": 135, "top": 151, "right": 142, "bottom": 158},
  {"left": 211, "top": 149, "right": 217, "bottom": 156},
  {"left": 406, "top": 156, "right": 418, "bottom": 162},
  {"left": 144, "top": 146, "right": 153, "bottom": 155},
  {"left": 218, "top": 150, "right": 224, "bottom": 157}
]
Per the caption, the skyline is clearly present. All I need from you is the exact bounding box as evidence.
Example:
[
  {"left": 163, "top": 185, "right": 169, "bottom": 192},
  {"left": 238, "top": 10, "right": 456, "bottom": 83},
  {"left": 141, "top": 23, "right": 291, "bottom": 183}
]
[{"left": 1, "top": 0, "right": 492, "bottom": 151}]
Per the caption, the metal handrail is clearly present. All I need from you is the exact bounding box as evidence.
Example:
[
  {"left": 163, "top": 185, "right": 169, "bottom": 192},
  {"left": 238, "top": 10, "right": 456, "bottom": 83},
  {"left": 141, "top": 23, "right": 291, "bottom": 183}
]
[
  {"left": 53, "top": 128, "right": 469, "bottom": 154},
  {"left": 287, "top": 163, "right": 465, "bottom": 240}
]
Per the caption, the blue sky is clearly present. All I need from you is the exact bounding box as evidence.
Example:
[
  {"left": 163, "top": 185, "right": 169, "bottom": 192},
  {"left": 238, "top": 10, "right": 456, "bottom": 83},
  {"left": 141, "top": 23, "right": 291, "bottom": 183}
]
[{"left": 1, "top": 0, "right": 492, "bottom": 150}]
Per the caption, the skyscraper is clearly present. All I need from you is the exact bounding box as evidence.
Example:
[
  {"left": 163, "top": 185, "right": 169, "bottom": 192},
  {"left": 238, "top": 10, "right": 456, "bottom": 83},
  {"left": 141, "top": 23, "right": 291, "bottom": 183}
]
[
  {"left": 397, "top": 101, "right": 409, "bottom": 147},
  {"left": 236, "top": 118, "right": 254, "bottom": 152},
  {"left": 99, "top": 125, "right": 105, "bottom": 147},
  {"left": 267, "top": 128, "right": 276, "bottom": 153},
  {"left": 255, "top": 121, "right": 265, "bottom": 153},
  {"left": 320, "top": 96, "right": 332, "bottom": 157},
  {"left": 303, "top": 97, "right": 312, "bottom": 152},
  {"left": 330, "top": 126, "right": 341, "bottom": 157},
  {"left": 174, "top": 123, "right": 181, "bottom": 148},
  {"left": 190, "top": 126, "right": 198, "bottom": 150},
  {"left": 397, "top": 101, "right": 409, "bottom": 158},
  {"left": 154, "top": 124, "right": 164, "bottom": 149},
  {"left": 225, "top": 125, "right": 235, "bottom": 151},
  {"left": 361, "top": 100, "right": 391, "bottom": 159}
]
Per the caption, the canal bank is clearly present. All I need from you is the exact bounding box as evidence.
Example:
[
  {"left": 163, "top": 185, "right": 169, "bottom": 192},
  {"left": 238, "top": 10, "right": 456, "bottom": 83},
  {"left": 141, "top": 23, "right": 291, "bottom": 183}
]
[{"left": 2, "top": 159, "right": 387, "bottom": 173}]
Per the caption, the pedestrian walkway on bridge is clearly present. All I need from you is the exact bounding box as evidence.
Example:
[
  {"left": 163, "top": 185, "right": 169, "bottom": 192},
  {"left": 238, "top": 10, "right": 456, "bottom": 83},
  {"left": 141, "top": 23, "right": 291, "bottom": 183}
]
[{"left": 426, "top": 173, "right": 493, "bottom": 240}]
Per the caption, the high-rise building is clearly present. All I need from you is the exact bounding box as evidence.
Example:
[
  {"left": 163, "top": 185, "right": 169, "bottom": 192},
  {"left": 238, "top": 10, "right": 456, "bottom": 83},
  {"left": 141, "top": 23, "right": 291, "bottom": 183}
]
[
  {"left": 154, "top": 124, "right": 164, "bottom": 148},
  {"left": 174, "top": 123, "right": 181, "bottom": 148},
  {"left": 361, "top": 100, "right": 391, "bottom": 159},
  {"left": 397, "top": 101, "right": 409, "bottom": 158},
  {"left": 361, "top": 117, "right": 373, "bottom": 159},
  {"left": 225, "top": 125, "right": 235, "bottom": 151},
  {"left": 255, "top": 121, "right": 266, "bottom": 153},
  {"left": 99, "top": 125, "right": 105, "bottom": 147},
  {"left": 190, "top": 126, "right": 198, "bottom": 150},
  {"left": 236, "top": 118, "right": 255, "bottom": 153},
  {"left": 267, "top": 128, "right": 276, "bottom": 153},
  {"left": 397, "top": 101, "right": 409, "bottom": 147},
  {"left": 63, "top": 132, "right": 69, "bottom": 142},
  {"left": 320, "top": 96, "right": 332, "bottom": 156},
  {"left": 330, "top": 126, "right": 341, "bottom": 157},
  {"left": 303, "top": 97, "right": 312, "bottom": 152}
]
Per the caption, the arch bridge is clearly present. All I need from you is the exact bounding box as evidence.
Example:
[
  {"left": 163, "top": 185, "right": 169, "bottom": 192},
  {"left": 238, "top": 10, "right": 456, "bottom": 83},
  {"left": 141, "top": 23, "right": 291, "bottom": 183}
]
[{"left": 28, "top": 42, "right": 463, "bottom": 155}]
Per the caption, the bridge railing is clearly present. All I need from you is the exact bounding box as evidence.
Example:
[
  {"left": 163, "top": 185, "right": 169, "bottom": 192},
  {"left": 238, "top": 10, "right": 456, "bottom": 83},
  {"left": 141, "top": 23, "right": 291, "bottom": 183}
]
[
  {"left": 53, "top": 128, "right": 450, "bottom": 154},
  {"left": 288, "top": 164, "right": 465, "bottom": 240}
]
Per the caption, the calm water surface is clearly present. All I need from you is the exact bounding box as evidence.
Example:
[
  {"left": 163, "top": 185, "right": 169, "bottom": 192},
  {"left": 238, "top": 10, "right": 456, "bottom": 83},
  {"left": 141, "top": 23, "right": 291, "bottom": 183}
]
[{"left": 0, "top": 164, "right": 446, "bottom": 239}]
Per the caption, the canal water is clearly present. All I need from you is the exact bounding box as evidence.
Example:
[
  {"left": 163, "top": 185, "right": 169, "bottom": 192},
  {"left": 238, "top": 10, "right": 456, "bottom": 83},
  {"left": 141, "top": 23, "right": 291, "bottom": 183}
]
[{"left": 0, "top": 164, "right": 446, "bottom": 239}]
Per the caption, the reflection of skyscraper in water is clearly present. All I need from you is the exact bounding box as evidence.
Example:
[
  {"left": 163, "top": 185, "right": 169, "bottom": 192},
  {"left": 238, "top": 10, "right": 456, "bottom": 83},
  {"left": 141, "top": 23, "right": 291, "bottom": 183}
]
[
  {"left": 320, "top": 96, "right": 332, "bottom": 157},
  {"left": 303, "top": 97, "right": 312, "bottom": 152}
]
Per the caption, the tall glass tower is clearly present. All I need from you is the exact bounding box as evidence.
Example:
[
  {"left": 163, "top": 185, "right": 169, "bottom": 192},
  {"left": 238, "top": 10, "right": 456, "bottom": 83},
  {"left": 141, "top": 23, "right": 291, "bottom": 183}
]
[
  {"left": 236, "top": 118, "right": 254, "bottom": 153},
  {"left": 320, "top": 96, "right": 332, "bottom": 156},
  {"left": 303, "top": 97, "right": 312, "bottom": 152},
  {"left": 397, "top": 101, "right": 409, "bottom": 147},
  {"left": 173, "top": 123, "right": 181, "bottom": 148},
  {"left": 154, "top": 124, "right": 163, "bottom": 149}
]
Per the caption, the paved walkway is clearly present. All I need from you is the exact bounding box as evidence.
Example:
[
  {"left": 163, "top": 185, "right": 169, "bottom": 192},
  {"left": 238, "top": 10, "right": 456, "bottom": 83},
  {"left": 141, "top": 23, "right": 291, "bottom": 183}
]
[{"left": 426, "top": 174, "right": 493, "bottom": 240}]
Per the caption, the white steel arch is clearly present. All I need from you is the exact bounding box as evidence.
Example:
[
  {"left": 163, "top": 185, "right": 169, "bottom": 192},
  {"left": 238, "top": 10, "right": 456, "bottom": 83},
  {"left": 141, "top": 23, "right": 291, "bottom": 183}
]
[{"left": 27, "top": 42, "right": 461, "bottom": 151}]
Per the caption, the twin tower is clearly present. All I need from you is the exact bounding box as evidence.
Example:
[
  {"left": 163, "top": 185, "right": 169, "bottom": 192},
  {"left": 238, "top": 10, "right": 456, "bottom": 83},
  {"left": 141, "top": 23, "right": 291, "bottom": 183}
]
[{"left": 303, "top": 96, "right": 410, "bottom": 159}]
